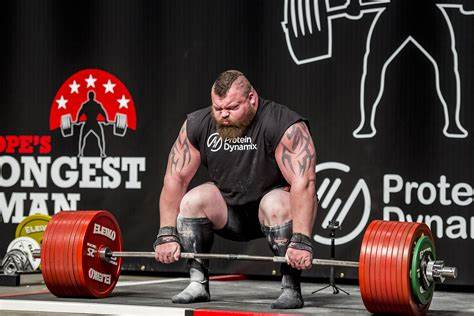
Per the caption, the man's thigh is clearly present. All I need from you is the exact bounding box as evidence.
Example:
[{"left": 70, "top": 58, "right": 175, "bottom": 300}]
[
  {"left": 180, "top": 182, "right": 228, "bottom": 229},
  {"left": 258, "top": 187, "right": 291, "bottom": 226}
]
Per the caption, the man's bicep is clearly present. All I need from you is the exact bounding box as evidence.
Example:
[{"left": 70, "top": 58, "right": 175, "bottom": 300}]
[
  {"left": 166, "top": 121, "right": 201, "bottom": 182},
  {"left": 275, "top": 121, "right": 316, "bottom": 185}
]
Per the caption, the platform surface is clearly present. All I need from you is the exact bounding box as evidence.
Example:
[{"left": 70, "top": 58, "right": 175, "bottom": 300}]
[{"left": 0, "top": 274, "right": 473, "bottom": 315}]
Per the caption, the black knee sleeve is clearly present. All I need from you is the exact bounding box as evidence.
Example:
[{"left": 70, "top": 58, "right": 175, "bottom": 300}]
[
  {"left": 261, "top": 221, "right": 301, "bottom": 289},
  {"left": 261, "top": 221, "right": 293, "bottom": 257},
  {"left": 177, "top": 215, "right": 214, "bottom": 271}
]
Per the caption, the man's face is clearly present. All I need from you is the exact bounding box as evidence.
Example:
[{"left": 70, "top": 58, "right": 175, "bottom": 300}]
[{"left": 211, "top": 85, "right": 256, "bottom": 139}]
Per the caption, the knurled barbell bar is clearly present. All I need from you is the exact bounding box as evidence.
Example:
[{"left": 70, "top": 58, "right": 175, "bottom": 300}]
[{"left": 32, "top": 210, "right": 457, "bottom": 315}]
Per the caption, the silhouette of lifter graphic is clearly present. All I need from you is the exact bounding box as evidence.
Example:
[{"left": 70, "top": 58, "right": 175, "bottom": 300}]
[
  {"left": 75, "top": 91, "right": 109, "bottom": 157},
  {"left": 353, "top": 0, "right": 471, "bottom": 138}
]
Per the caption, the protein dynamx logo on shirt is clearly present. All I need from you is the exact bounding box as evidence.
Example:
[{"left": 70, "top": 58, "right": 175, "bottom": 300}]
[{"left": 206, "top": 132, "right": 258, "bottom": 152}]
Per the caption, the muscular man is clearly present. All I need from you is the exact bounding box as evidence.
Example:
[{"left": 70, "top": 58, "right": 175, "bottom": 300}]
[
  {"left": 154, "top": 70, "right": 317, "bottom": 309},
  {"left": 76, "top": 91, "right": 109, "bottom": 157}
]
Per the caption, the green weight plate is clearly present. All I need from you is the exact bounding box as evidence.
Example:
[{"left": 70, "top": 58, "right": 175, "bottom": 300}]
[{"left": 410, "top": 235, "right": 436, "bottom": 305}]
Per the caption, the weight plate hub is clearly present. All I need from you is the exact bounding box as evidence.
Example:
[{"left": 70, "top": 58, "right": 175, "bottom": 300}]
[
  {"left": 15, "top": 214, "right": 52, "bottom": 245},
  {"left": 359, "top": 221, "right": 434, "bottom": 316}
]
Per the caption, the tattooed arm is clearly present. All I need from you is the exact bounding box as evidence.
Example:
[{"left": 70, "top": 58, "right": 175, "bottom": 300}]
[
  {"left": 275, "top": 121, "right": 317, "bottom": 237},
  {"left": 159, "top": 120, "right": 201, "bottom": 228}
]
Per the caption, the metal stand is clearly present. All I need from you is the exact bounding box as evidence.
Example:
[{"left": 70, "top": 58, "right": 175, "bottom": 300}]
[{"left": 312, "top": 220, "right": 350, "bottom": 295}]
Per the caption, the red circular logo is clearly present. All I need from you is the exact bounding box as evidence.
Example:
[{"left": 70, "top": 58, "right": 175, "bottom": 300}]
[{"left": 50, "top": 69, "right": 136, "bottom": 133}]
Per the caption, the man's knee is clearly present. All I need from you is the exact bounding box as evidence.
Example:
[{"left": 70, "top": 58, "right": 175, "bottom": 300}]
[
  {"left": 179, "top": 191, "right": 206, "bottom": 218},
  {"left": 259, "top": 190, "right": 291, "bottom": 226}
]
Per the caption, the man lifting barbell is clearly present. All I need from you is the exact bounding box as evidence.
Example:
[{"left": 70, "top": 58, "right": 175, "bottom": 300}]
[{"left": 154, "top": 70, "right": 317, "bottom": 309}]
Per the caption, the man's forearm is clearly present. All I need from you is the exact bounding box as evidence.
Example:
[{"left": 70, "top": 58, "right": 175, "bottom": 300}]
[
  {"left": 159, "top": 175, "right": 188, "bottom": 227},
  {"left": 289, "top": 181, "right": 317, "bottom": 237}
]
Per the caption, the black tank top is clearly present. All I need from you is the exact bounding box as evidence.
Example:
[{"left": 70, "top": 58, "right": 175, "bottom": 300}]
[{"left": 186, "top": 98, "right": 309, "bottom": 206}]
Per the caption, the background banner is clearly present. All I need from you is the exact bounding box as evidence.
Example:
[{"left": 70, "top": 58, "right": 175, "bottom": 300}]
[{"left": 1, "top": 1, "right": 472, "bottom": 286}]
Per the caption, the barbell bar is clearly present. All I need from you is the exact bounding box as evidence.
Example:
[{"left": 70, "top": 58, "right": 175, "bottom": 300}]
[
  {"left": 33, "top": 210, "right": 457, "bottom": 315},
  {"left": 33, "top": 248, "right": 456, "bottom": 284}
]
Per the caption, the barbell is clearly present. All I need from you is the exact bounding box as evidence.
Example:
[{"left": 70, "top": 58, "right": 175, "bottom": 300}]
[
  {"left": 33, "top": 210, "right": 456, "bottom": 315},
  {"left": 60, "top": 113, "right": 128, "bottom": 138},
  {"left": 282, "top": 0, "right": 472, "bottom": 64}
]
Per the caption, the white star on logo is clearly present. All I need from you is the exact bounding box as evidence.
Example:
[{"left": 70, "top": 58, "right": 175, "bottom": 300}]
[
  {"left": 69, "top": 80, "right": 80, "bottom": 94},
  {"left": 103, "top": 80, "right": 116, "bottom": 94},
  {"left": 85, "top": 74, "right": 97, "bottom": 88},
  {"left": 117, "top": 95, "right": 130, "bottom": 109},
  {"left": 56, "top": 95, "right": 68, "bottom": 109}
]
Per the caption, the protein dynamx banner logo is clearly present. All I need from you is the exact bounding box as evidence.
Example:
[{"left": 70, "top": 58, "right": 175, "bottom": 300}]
[{"left": 0, "top": 69, "right": 146, "bottom": 224}]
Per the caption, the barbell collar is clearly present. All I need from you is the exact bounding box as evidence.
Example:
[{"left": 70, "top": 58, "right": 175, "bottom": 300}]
[{"left": 426, "top": 260, "right": 458, "bottom": 283}]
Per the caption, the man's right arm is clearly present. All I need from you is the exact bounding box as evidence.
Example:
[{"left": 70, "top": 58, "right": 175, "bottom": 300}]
[{"left": 159, "top": 120, "right": 201, "bottom": 228}]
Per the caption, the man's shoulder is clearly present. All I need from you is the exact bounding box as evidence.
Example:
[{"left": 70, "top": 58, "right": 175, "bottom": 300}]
[
  {"left": 186, "top": 106, "right": 212, "bottom": 143},
  {"left": 187, "top": 106, "right": 211, "bottom": 122},
  {"left": 260, "top": 98, "right": 300, "bottom": 119}
]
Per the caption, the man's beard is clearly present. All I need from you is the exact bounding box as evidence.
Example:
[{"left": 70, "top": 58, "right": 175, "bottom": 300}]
[{"left": 212, "top": 106, "right": 256, "bottom": 139}]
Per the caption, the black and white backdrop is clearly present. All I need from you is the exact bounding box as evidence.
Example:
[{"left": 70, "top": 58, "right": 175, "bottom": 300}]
[{"left": 0, "top": 0, "right": 472, "bottom": 286}]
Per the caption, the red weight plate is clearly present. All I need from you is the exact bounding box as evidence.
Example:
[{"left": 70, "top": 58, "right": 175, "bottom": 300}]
[
  {"left": 377, "top": 222, "right": 392, "bottom": 312},
  {"left": 367, "top": 221, "right": 384, "bottom": 312},
  {"left": 374, "top": 221, "right": 397, "bottom": 314},
  {"left": 359, "top": 220, "right": 381, "bottom": 312},
  {"left": 52, "top": 211, "right": 77, "bottom": 297},
  {"left": 401, "top": 223, "right": 434, "bottom": 316},
  {"left": 67, "top": 212, "right": 88, "bottom": 296},
  {"left": 73, "top": 211, "right": 96, "bottom": 296},
  {"left": 389, "top": 221, "right": 410, "bottom": 313},
  {"left": 400, "top": 223, "right": 420, "bottom": 315},
  {"left": 393, "top": 222, "right": 413, "bottom": 314},
  {"left": 51, "top": 212, "right": 69, "bottom": 297},
  {"left": 368, "top": 221, "right": 393, "bottom": 313},
  {"left": 76, "top": 211, "right": 122, "bottom": 298},
  {"left": 359, "top": 220, "right": 383, "bottom": 312},
  {"left": 42, "top": 212, "right": 64, "bottom": 296},
  {"left": 386, "top": 221, "right": 407, "bottom": 311},
  {"left": 58, "top": 212, "right": 78, "bottom": 297},
  {"left": 358, "top": 220, "right": 372, "bottom": 310},
  {"left": 60, "top": 211, "right": 85, "bottom": 296},
  {"left": 368, "top": 220, "right": 386, "bottom": 311},
  {"left": 383, "top": 221, "right": 405, "bottom": 314},
  {"left": 41, "top": 212, "right": 59, "bottom": 296},
  {"left": 40, "top": 213, "right": 53, "bottom": 294}
]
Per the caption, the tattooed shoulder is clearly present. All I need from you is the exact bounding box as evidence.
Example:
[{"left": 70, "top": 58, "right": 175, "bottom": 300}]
[
  {"left": 278, "top": 122, "right": 316, "bottom": 176},
  {"left": 169, "top": 121, "right": 192, "bottom": 175}
]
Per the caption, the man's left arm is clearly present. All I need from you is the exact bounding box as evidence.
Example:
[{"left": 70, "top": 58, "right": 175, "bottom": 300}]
[{"left": 275, "top": 121, "right": 317, "bottom": 270}]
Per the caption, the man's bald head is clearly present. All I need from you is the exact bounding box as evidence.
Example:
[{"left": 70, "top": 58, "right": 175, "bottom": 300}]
[{"left": 212, "top": 70, "right": 253, "bottom": 98}]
